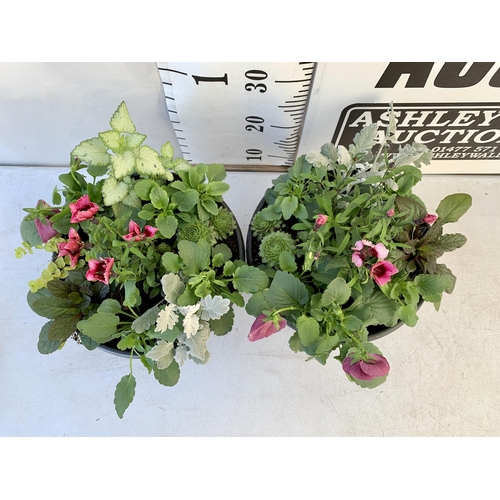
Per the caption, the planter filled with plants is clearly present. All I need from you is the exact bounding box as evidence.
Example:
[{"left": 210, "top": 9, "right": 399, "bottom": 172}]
[
  {"left": 245, "top": 110, "right": 472, "bottom": 388},
  {"left": 17, "top": 102, "right": 269, "bottom": 417}
]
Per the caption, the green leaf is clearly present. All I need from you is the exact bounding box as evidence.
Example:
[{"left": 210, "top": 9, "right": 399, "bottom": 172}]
[
  {"left": 98, "top": 130, "right": 121, "bottom": 152},
  {"left": 123, "top": 280, "right": 141, "bottom": 308},
  {"left": 296, "top": 316, "right": 320, "bottom": 346},
  {"left": 347, "top": 290, "right": 398, "bottom": 327},
  {"left": 172, "top": 189, "right": 199, "bottom": 212},
  {"left": 97, "top": 298, "right": 123, "bottom": 315},
  {"left": 156, "top": 214, "right": 178, "bottom": 239},
  {"left": 31, "top": 296, "right": 80, "bottom": 319},
  {"left": 150, "top": 186, "right": 170, "bottom": 210},
  {"left": 162, "top": 252, "right": 183, "bottom": 273},
  {"left": 206, "top": 181, "right": 230, "bottom": 197},
  {"left": 77, "top": 312, "right": 120, "bottom": 343},
  {"left": 161, "top": 141, "right": 174, "bottom": 160},
  {"left": 263, "top": 271, "right": 309, "bottom": 309},
  {"left": 20, "top": 217, "right": 42, "bottom": 246},
  {"left": 245, "top": 291, "right": 270, "bottom": 316},
  {"left": 211, "top": 308, "right": 235, "bottom": 336},
  {"left": 281, "top": 196, "right": 298, "bottom": 220},
  {"left": 114, "top": 374, "right": 136, "bottom": 419},
  {"left": 399, "top": 304, "right": 419, "bottom": 327},
  {"left": 161, "top": 273, "right": 185, "bottom": 303},
  {"left": 47, "top": 315, "right": 81, "bottom": 341},
  {"left": 233, "top": 265, "right": 269, "bottom": 293},
  {"left": 178, "top": 240, "right": 210, "bottom": 274},
  {"left": 351, "top": 123, "right": 378, "bottom": 155},
  {"left": 321, "top": 277, "right": 351, "bottom": 307},
  {"left": 342, "top": 315, "right": 363, "bottom": 331},
  {"left": 72, "top": 137, "right": 110, "bottom": 167},
  {"left": 435, "top": 263, "right": 457, "bottom": 294},
  {"left": 436, "top": 193, "right": 472, "bottom": 225},
  {"left": 136, "top": 145, "right": 164, "bottom": 177},
  {"left": 206, "top": 163, "right": 226, "bottom": 182},
  {"left": 200, "top": 197, "right": 219, "bottom": 216},
  {"left": 132, "top": 305, "right": 161, "bottom": 333},
  {"left": 153, "top": 359, "right": 180, "bottom": 387},
  {"left": 110, "top": 102, "right": 136, "bottom": 134},
  {"left": 134, "top": 179, "right": 158, "bottom": 200},
  {"left": 37, "top": 321, "right": 64, "bottom": 354},
  {"left": 415, "top": 274, "right": 451, "bottom": 302},
  {"left": 279, "top": 251, "right": 297, "bottom": 273}
]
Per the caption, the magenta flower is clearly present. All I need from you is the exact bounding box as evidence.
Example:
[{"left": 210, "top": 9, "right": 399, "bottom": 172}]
[
  {"left": 352, "top": 240, "right": 389, "bottom": 267},
  {"left": 33, "top": 200, "right": 60, "bottom": 242},
  {"left": 423, "top": 214, "right": 437, "bottom": 225},
  {"left": 248, "top": 314, "right": 287, "bottom": 342},
  {"left": 342, "top": 353, "right": 390, "bottom": 381},
  {"left": 57, "top": 228, "right": 84, "bottom": 267},
  {"left": 122, "top": 220, "right": 159, "bottom": 241},
  {"left": 314, "top": 214, "right": 328, "bottom": 231},
  {"left": 85, "top": 257, "right": 114, "bottom": 285},
  {"left": 387, "top": 208, "right": 395, "bottom": 217},
  {"left": 69, "top": 195, "right": 99, "bottom": 223},
  {"left": 370, "top": 260, "right": 398, "bottom": 286}
]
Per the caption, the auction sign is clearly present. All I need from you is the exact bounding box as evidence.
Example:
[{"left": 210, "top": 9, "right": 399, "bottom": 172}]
[{"left": 298, "top": 62, "right": 500, "bottom": 173}]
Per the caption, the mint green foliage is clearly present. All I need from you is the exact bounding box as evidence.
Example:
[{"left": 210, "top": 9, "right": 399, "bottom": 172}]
[
  {"left": 19, "top": 101, "right": 269, "bottom": 418},
  {"left": 247, "top": 109, "right": 472, "bottom": 388}
]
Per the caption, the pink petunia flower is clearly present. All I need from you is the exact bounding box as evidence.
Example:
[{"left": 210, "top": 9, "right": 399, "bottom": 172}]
[
  {"left": 370, "top": 260, "right": 398, "bottom": 286},
  {"left": 57, "top": 228, "right": 84, "bottom": 267},
  {"left": 352, "top": 240, "right": 389, "bottom": 267},
  {"left": 314, "top": 214, "right": 328, "bottom": 231},
  {"left": 342, "top": 353, "right": 390, "bottom": 381},
  {"left": 423, "top": 213, "right": 437, "bottom": 225},
  {"left": 69, "top": 195, "right": 99, "bottom": 224},
  {"left": 122, "top": 220, "right": 159, "bottom": 241},
  {"left": 34, "top": 200, "right": 60, "bottom": 242},
  {"left": 248, "top": 314, "right": 287, "bottom": 342},
  {"left": 85, "top": 257, "right": 114, "bottom": 285}
]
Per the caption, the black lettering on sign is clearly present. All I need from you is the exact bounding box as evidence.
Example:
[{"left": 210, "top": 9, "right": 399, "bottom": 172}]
[{"left": 191, "top": 74, "right": 228, "bottom": 85}]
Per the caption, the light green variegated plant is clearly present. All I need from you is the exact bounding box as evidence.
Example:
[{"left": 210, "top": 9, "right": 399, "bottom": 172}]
[{"left": 17, "top": 102, "right": 269, "bottom": 418}]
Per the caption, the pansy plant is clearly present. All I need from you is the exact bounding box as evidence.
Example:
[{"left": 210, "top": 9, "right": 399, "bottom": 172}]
[{"left": 246, "top": 109, "right": 472, "bottom": 389}]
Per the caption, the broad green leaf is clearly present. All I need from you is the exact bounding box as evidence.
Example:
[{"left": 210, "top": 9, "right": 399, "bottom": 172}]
[
  {"left": 178, "top": 240, "right": 210, "bottom": 274},
  {"left": 161, "top": 252, "right": 183, "bottom": 273},
  {"left": 156, "top": 214, "right": 178, "bottom": 239},
  {"left": 37, "top": 321, "right": 64, "bottom": 354},
  {"left": 315, "top": 333, "right": 340, "bottom": 355},
  {"left": 342, "top": 315, "right": 363, "bottom": 331},
  {"left": 110, "top": 150, "right": 135, "bottom": 179},
  {"left": 110, "top": 102, "right": 136, "bottom": 134},
  {"left": 114, "top": 374, "right": 136, "bottom": 419},
  {"left": 279, "top": 251, "right": 297, "bottom": 272},
  {"left": 321, "top": 277, "right": 351, "bottom": 307},
  {"left": 206, "top": 181, "right": 230, "bottom": 197},
  {"left": 77, "top": 312, "right": 120, "bottom": 343},
  {"left": 347, "top": 290, "right": 398, "bottom": 327},
  {"left": 98, "top": 130, "right": 121, "bottom": 152},
  {"left": 136, "top": 145, "right": 165, "bottom": 177},
  {"left": 97, "top": 298, "right": 123, "bottom": 315},
  {"left": 153, "top": 359, "right": 180, "bottom": 387},
  {"left": 281, "top": 196, "right": 298, "bottom": 220},
  {"left": 123, "top": 281, "right": 141, "bottom": 308},
  {"left": 31, "top": 296, "right": 80, "bottom": 319},
  {"left": 435, "top": 263, "right": 457, "bottom": 294},
  {"left": 263, "top": 271, "right": 309, "bottom": 310},
  {"left": 132, "top": 305, "right": 161, "bottom": 333},
  {"left": 172, "top": 188, "right": 199, "bottom": 212},
  {"left": 134, "top": 179, "right": 158, "bottom": 200},
  {"left": 150, "top": 186, "right": 170, "bottom": 209},
  {"left": 415, "top": 274, "right": 450, "bottom": 302},
  {"left": 47, "top": 315, "right": 81, "bottom": 341},
  {"left": 126, "top": 132, "right": 146, "bottom": 149},
  {"left": 233, "top": 265, "right": 269, "bottom": 293},
  {"left": 46, "top": 279, "right": 72, "bottom": 299},
  {"left": 296, "top": 315, "right": 320, "bottom": 346},
  {"left": 245, "top": 291, "right": 270, "bottom": 316},
  {"left": 398, "top": 304, "right": 419, "bottom": 327},
  {"left": 20, "top": 218, "right": 43, "bottom": 246},
  {"left": 72, "top": 137, "right": 110, "bottom": 167},
  {"left": 212, "top": 243, "right": 232, "bottom": 261},
  {"left": 436, "top": 193, "right": 472, "bottom": 225},
  {"left": 200, "top": 197, "right": 219, "bottom": 216},
  {"left": 161, "top": 141, "right": 174, "bottom": 160},
  {"left": 210, "top": 308, "right": 235, "bottom": 336},
  {"left": 206, "top": 163, "right": 227, "bottom": 182},
  {"left": 87, "top": 165, "right": 109, "bottom": 178}
]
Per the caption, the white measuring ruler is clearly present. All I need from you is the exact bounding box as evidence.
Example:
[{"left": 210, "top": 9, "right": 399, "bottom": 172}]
[{"left": 157, "top": 62, "right": 316, "bottom": 171}]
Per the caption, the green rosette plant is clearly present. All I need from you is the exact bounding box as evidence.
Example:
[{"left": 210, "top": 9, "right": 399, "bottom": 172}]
[
  {"left": 246, "top": 108, "right": 472, "bottom": 388},
  {"left": 17, "top": 102, "right": 269, "bottom": 417}
]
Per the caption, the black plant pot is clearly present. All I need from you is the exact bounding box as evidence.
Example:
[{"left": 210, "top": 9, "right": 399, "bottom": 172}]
[
  {"left": 97, "top": 202, "right": 245, "bottom": 358},
  {"left": 246, "top": 196, "right": 424, "bottom": 341}
]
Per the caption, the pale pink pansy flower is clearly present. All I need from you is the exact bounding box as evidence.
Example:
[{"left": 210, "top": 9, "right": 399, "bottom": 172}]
[
  {"left": 351, "top": 240, "right": 389, "bottom": 267},
  {"left": 122, "top": 220, "right": 159, "bottom": 242},
  {"left": 57, "top": 227, "right": 84, "bottom": 267},
  {"left": 370, "top": 260, "right": 398, "bottom": 286},
  {"left": 85, "top": 257, "right": 114, "bottom": 285},
  {"left": 342, "top": 353, "right": 390, "bottom": 381},
  {"left": 248, "top": 314, "right": 287, "bottom": 342},
  {"left": 69, "top": 195, "right": 99, "bottom": 224}
]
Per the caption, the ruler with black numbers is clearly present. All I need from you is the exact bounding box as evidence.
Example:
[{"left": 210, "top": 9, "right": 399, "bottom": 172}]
[{"left": 157, "top": 62, "right": 316, "bottom": 171}]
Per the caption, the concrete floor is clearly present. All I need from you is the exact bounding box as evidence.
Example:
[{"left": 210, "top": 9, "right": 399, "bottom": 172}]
[{"left": 1, "top": 166, "right": 497, "bottom": 436}]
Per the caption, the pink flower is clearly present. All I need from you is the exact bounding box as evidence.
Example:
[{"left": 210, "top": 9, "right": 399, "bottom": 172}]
[
  {"left": 33, "top": 200, "right": 60, "bottom": 242},
  {"left": 387, "top": 208, "right": 395, "bottom": 217},
  {"left": 122, "top": 220, "right": 159, "bottom": 241},
  {"left": 86, "top": 257, "right": 114, "bottom": 285},
  {"left": 370, "top": 260, "right": 398, "bottom": 286},
  {"left": 69, "top": 195, "right": 99, "bottom": 223},
  {"left": 248, "top": 314, "right": 287, "bottom": 342},
  {"left": 342, "top": 353, "right": 390, "bottom": 381},
  {"left": 314, "top": 214, "right": 328, "bottom": 231},
  {"left": 57, "top": 228, "right": 84, "bottom": 267},
  {"left": 352, "top": 240, "right": 389, "bottom": 267},
  {"left": 423, "top": 214, "right": 437, "bottom": 225}
]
